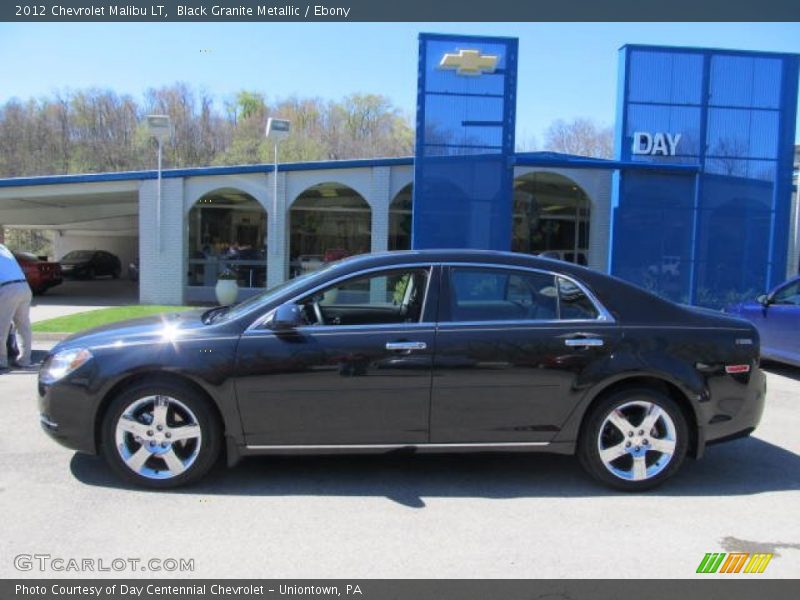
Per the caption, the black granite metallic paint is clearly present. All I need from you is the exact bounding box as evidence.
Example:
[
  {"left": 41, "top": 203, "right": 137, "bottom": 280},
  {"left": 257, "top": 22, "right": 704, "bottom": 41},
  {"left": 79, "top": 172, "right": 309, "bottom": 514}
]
[{"left": 38, "top": 250, "right": 766, "bottom": 464}]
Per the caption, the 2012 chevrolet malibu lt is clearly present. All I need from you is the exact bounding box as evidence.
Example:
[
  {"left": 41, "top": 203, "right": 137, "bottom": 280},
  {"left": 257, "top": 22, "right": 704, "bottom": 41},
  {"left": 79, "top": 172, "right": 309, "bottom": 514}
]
[{"left": 38, "top": 250, "right": 766, "bottom": 491}]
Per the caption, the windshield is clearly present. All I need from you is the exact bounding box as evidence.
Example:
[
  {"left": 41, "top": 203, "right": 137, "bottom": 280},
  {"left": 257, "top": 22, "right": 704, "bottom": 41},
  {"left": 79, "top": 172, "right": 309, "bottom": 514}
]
[
  {"left": 62, "top": 251, "right": 94, "bottom": 260},
  {"left": 213, "top": 264, "right": 336, "bottom": 324}
]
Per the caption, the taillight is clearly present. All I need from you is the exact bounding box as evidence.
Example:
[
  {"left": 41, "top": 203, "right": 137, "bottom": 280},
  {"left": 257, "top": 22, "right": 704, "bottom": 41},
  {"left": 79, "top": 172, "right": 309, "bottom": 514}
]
[{"left": 725, "top": 364, "right": 751, "bottom": 374}]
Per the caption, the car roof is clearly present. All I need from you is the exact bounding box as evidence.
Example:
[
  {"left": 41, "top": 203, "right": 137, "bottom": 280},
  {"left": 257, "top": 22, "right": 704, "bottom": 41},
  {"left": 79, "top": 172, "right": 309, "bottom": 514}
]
[{"left": 331, "top": 249, "right": 569, "bottom": 271}]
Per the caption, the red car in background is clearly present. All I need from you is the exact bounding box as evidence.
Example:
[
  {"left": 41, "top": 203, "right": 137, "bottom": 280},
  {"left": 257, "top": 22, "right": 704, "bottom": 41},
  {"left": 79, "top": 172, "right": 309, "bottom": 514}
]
[
  {"left": 14, "top": 252, "right": 63, "bottom": 295},
  {"left": 323, "top": 248, "right": 352, "bottom": 263}
]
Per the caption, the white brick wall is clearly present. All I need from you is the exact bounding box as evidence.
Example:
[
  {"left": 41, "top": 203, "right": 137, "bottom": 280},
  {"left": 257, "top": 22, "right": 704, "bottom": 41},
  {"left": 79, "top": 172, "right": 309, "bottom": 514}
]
[
  {"left": 139, "top": 178, "right": 185, "bottom": 305},
  {"left": 369, "top": 166, "right": 391, "bottom": 254}
]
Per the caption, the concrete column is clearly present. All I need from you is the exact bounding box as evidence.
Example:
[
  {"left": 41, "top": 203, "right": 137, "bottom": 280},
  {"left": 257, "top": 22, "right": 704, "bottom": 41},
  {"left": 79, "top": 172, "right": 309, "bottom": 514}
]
[
  {"left": 370, "top": 166, "right": 391, "bottom": 254},
  {"left": 139, "top": 177, "right": 185, "bottom": 305},
  {"left": 0, "top": 226, "right": 4, "bottom": 244},
  {"left": 267, "top": 170, "right": 288, "bottom": 288},
  {"left": 584, "top": 170, "right": 613, "bottom": 273}
]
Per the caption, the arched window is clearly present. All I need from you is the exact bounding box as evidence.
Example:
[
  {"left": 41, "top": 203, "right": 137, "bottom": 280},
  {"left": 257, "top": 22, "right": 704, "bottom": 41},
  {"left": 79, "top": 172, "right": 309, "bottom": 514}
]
[
  {"left": 187, "top": 189, "right": 267, "bottom": 288},
  {"left": 389, "top": 183, "right": 413, "bottom": 251},
  {"left": 290, "top": 182, "right": 371, "bottom": 277},
  {"left": 512, "top": 172, "right": 590, "bottom": 265}
]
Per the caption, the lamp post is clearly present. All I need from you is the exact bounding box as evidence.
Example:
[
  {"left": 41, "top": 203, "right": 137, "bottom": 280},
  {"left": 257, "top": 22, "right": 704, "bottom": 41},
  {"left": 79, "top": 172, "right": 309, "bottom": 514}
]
[
  {"left": 146, "top": 115, "right": 171, "bottom": 252},
  {"left": 265, "top": 118, "right": 291, "bottom": 271}
]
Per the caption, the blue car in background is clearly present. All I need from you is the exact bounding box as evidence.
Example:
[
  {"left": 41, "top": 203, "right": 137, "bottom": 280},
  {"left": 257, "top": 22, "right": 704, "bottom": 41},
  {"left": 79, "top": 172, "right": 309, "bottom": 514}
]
[{"left": 726, "top": 276, "right": 800, "bottom": 367}]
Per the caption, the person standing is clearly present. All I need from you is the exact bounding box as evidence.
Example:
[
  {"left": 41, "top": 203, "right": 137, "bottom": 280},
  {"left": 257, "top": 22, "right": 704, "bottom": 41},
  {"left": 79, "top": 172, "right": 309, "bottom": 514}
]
[{"left": 0, "top": 243, "right": 32, "bottom": 371}]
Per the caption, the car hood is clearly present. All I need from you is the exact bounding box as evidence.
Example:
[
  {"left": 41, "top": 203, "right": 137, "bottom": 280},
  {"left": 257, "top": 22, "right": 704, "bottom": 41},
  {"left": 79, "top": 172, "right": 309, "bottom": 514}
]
[
  {"left": 59, "top": 259, "right": 89, "bottom": 267},
  {"left": 53, "top": 309, "right": 213, "bottom": 352}
]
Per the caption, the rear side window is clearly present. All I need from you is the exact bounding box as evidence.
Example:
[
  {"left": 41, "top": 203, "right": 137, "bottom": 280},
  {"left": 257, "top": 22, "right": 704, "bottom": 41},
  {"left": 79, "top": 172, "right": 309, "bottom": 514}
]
[
  {"left": 450, "top": 268, "right": 558, "bottom": 322},
  {"left": 557, "top": 276, "right": 599, "bottom": 320},
  {"left": 448, "top": 268, "right": 601, "bottom": 322}
]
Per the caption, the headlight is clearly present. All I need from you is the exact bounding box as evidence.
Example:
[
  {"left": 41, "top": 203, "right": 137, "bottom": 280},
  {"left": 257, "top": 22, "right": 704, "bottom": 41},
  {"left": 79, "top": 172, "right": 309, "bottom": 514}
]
[{"left": 40, "top": 348, "right": 93, "bottom": 384}]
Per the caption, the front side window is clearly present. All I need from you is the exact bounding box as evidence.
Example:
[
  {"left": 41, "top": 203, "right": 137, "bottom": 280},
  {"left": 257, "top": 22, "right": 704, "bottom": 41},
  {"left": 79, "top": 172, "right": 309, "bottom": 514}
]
[
  {"left": 448, "top": 268, "right": 600, "bottom": 322},
  {"left": 772, "top": 281, "right": 800, "bottom": 305},
  {"left": 298, "top": 268, "right": 430, "bottom": 327}
]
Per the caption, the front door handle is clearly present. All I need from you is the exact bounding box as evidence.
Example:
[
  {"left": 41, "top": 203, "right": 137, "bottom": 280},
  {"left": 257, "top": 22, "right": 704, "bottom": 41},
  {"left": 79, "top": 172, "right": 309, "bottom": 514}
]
[
  {"left": 564, "top": 338, "right": 604, "bottom": 347},
  {"left": 386, "top": 341, "right": 427, "bottom": 352}
]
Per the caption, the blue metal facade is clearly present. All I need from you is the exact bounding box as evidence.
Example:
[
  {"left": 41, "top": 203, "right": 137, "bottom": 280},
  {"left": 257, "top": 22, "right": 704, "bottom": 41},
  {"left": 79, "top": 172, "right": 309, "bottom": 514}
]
[
  {"left": 610, "top": 45, "right": 799, "bottom": 307},
  {"left": 412, "top": 33, "right": 518, "bottom": 250}
]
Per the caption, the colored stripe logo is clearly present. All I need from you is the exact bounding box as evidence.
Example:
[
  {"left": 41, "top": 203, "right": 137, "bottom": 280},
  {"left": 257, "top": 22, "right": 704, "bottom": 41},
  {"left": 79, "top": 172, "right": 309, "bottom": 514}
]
[{"left": 697, "top": 552, "right": 773, "bottom": 574}]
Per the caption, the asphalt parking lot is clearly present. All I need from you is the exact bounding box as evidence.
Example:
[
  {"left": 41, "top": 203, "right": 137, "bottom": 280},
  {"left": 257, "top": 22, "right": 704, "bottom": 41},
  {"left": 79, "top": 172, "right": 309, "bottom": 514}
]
[
  {"left": 1, "top": 344, "right": 798, "bottom": 579},
  {"left": 30, "top": 279, "right": 139, "bottom": 323}
]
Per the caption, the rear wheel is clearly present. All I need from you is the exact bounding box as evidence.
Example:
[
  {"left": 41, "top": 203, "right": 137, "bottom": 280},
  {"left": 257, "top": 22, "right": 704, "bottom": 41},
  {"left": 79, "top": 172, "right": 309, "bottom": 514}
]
[
  {"left": 578, "top": 388, "right": 689, "bottom": 491},
  {"left": 101, "top": 380, "right": 221, "bottom": 488}
]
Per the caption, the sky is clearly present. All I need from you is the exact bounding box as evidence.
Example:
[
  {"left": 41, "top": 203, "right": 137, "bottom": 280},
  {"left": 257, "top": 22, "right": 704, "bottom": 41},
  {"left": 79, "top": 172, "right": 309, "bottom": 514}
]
[{"left": 1, "top": 22, "right": 800, "bottom": 143}]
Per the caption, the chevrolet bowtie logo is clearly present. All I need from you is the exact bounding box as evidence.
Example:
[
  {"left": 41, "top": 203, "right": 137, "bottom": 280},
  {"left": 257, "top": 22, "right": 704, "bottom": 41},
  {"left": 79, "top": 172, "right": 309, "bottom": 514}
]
[{"left": 439, "top": 49, "right": 499, "bottom": 76}]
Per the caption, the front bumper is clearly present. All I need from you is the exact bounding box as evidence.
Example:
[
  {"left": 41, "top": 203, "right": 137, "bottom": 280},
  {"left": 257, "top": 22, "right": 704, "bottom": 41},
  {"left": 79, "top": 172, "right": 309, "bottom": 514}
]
[{"left": 38, "top": 378, "right": 99, "bottom": 455}]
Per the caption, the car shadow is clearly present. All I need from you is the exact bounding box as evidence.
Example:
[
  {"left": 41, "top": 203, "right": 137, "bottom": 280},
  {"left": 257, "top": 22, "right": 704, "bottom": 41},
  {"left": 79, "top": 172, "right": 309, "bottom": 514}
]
[
  {"left": 762, "top": 360, "right": 800, "bottom": 382},
  {"left": 70, "top": 436, "right": 800, "bottom": 507}
]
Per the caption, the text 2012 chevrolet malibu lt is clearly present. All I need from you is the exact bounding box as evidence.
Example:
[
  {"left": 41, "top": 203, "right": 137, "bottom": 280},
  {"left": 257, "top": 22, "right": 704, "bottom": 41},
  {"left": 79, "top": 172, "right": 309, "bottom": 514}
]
[{"left": 38, "top": 250, "right": 766, "bottom": 490}]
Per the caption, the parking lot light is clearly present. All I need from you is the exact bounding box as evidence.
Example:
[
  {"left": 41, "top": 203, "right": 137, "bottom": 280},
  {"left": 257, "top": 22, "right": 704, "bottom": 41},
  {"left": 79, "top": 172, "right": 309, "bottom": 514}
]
[
  {"left": 266, "top": 118, "right": 291, "bottom": 259},
  {"left": 146, "top": 115, "right": 172, "bottom": 252}
]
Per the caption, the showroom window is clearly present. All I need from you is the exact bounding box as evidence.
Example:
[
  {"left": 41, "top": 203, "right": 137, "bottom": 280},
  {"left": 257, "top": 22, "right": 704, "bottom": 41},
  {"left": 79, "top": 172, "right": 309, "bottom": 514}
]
[
  {"left": 187, "top": 189, "right": 267, "bottom": 288},
  {"left": 389, "top": 184, "right": 413, "bottom": 251},
  {"left": 289, "top": 182, "right": 372, "bottom": 278},
  {"left": 512, "top": 172, "right": 590, "bottom": 265}
]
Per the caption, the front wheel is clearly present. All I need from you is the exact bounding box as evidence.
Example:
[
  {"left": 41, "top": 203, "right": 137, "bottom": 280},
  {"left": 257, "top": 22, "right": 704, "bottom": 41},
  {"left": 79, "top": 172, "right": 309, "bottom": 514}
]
[
  {"left": 101, "top": 381, "right": 221, "bottom": 488},
  {"left": 578, "top": 388, "right": 689, "bottom": 491}
]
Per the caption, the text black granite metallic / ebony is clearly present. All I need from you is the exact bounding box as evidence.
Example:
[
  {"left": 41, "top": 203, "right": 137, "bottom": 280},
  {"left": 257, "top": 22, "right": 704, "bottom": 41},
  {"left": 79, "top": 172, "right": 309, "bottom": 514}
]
[{"left": 38, "top": 250, "right": 766, "bottom": 490}]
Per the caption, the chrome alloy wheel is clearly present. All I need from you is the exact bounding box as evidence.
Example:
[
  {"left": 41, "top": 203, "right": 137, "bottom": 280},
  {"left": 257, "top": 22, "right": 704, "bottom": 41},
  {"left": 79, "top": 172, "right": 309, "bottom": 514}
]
[
  {"left": 114, "top": 395, "right": 202, "bottom": 480},
  {"left": 597, "top": 400, "right": 677, "bottom": 482}
]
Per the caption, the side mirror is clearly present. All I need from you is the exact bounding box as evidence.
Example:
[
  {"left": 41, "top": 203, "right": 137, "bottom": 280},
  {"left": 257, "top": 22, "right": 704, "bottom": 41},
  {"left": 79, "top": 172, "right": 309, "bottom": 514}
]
[
  {"left": 270, "top": 303, "right": 304, "bottom": 330},
  {"left": 756, "top": 294, "right": 771, "bottom": 307}
]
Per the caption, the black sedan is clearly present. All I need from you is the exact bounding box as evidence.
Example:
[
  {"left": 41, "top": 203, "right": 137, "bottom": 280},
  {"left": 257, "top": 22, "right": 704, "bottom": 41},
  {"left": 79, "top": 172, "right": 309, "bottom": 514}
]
[
  {"left": 60, "top": 250, "right": 121, "bottom": 279},
  {"left": 38, "top": 250, "right": 766, "bottom": 491}
]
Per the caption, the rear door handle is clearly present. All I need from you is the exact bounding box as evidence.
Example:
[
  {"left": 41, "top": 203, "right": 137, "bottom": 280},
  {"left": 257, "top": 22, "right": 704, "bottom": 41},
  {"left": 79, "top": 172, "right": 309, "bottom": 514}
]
[
  {"left": 386, "top": 341, "right": 427, "bottom": 352},
  {"left": 564, "top": 338, "right": 604, "bottom": 347}
]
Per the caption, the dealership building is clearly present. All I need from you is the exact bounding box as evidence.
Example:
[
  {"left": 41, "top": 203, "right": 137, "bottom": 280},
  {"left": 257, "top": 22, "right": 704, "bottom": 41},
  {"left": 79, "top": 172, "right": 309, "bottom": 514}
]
[{"left": 0, "top": 37, "right": 798, "bottom": 308}]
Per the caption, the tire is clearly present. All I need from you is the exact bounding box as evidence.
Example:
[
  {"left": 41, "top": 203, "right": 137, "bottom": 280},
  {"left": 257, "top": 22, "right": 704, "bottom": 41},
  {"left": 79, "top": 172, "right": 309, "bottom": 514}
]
[
  {"left": 578, "top": 387, "right": 689, "bottom": 491},
  {"left": 100, "top": 380, "right": 222, "bottom": 489},
  {"left": 85, "top": 267, "right": 95, "bottom": 280}
]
